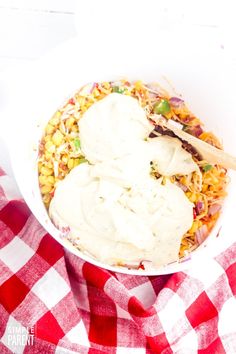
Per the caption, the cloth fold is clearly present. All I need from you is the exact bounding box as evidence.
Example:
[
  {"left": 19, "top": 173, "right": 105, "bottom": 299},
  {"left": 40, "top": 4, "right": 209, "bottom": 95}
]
[{"left": 0, "top": 169, "right": 236, "bottom": 354}]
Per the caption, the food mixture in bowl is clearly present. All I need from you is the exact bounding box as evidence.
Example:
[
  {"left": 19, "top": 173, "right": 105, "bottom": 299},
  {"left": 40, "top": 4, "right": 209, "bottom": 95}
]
[{"left": 38, "top": 80, "right": 228, "bottom": 269}]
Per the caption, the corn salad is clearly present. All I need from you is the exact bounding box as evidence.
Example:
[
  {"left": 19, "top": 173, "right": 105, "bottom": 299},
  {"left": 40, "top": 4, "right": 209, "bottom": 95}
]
[{"left": 38, "top": 80, "right": 228, "bottom": 258}]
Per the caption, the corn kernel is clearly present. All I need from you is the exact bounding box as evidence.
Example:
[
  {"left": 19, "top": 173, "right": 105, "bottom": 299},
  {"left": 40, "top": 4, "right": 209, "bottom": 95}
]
[
  {"left": 43, "top": 194, "right": 51, "bottom": 204},
  {"left": 80, "top": 106, "right": 87, "bottom": 113},
  {"left": 65, "top": 117, "right": 76, "bottom": 128},
  {"left": 46, "top": 161, "right": 53, "bottom": 169},
  {"left": 41, "top": 185, "right": 52, "bottom": 194},
  {"left": 47, "top": 176, "right": 55, "bottom": 184},
  {"left": 52, "top": 130, "right": 64, "bottom": 146},
  {"left": 210, "top": 175, "right": 218, "bottom": 184},
  {"left": 44, "top": 135, "right": 52, "bottom": 142},
  {"left": 180, "top": 176, "right": 187, "bottom": 185},
  {"left": 44, "top": 151, "right": 52, "bottom": 160},
  {"left": 102, "top": 82, "right": 110, "bottom": 90},
  {"left": 50, "top": 118, "right": 59, "bottom": 126},
  {"left": 93, "top": 88, "right": 100, "bottom": 97},
  {"left": 71, "top": 125, "right": 79, "bottom": 132},
  {"left": 67, "top": 159, "right": 74, "bottom": 170},
  {"left": 50, "top": 112, "right": 61, "bottom": 126},
  {"left": 189, "top": 193, "right": 197, "bottom": 203},
  {"left": 186, "top": 192, "right": 191, "bottom": 199},
  {"left": 41, "top": 166, "right": 53, "bottom": 176},
  {"left": 45, "top": 141, "right": 56, "bottom": 153},
  {"left": 39, "top": 175, "right": 54, "bottom": 185},
  {"left": 85, "top": 101, "right": 93, "bottom": 109},
  {"left": 39, "top": 175, "right": 48, "bottom": 185},
  {"left": 45, "top": 124, "right": 55, "bottom": 135}
]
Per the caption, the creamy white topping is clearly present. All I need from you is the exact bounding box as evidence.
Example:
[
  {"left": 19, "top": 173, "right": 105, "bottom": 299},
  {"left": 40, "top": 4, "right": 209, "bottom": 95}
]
[
  {"left": 49, "top": 163, "right": 193, "bottom": 266},
  {"left": 50, "top": 93, "right": 197, "bottom": 267},
  {"left": 78, "top": 93, "right": 153, "bottom": 163},
  {"left": 147, "top": 136, "right": 199, "bottom": 176},
  {"left": 91, "top": 136, "right": 199, "bottom": 189},
  {"left": 90, "top": 141, "right": 151, "bottom": 188}
]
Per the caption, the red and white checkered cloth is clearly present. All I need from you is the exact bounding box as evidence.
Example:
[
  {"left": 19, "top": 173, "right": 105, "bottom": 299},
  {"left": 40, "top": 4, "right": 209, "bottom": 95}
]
[{"left": 0, "top": 167, "right": 236, "bottom": 354}]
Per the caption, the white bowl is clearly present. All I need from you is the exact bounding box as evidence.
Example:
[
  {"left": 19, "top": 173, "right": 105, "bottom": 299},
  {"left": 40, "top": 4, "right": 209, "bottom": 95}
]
[{"left": 7, "top": 35, "right": 236, "bottom": 275}]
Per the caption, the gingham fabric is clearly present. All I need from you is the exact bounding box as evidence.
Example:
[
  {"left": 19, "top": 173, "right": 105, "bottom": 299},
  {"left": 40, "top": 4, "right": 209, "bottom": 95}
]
[{"left": 0, "top": 169, "right": 236, "bottom": 354}]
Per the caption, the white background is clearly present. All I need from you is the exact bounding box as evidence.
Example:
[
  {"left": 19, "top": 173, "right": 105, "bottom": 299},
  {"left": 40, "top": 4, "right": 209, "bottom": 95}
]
[{"left": 0, "top": 0, "right": 77, "bottom": 176}]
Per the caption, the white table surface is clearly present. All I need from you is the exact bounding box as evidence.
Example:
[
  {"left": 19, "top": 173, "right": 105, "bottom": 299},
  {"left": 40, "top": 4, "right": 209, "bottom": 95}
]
[
  {"left": 0, "top": 0, "right": 236, "bottom": 177},
  {"left": 0, "top": 0, "right": 77, "bottom": 177}
]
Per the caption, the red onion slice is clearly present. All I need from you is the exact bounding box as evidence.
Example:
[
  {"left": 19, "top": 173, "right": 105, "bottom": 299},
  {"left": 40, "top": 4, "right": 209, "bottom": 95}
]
[
  {"left": 177, "top": 182, "right": 188, "bottom": 192},
  {"left": 185, "top": 125, "right": 203, "bottom": 138},
  {"left": 195, "top": 225, "right": 208, "bottom": 245},
  {"left": 90, "top": 82, "right": 97, "bottom": 93},
  {"left": 195, "top": 201, "right": 204, "bottom": 215},
  {"left": 169, "top": 97, "right": 184, "bottom": 108},
  {"left": 208, "top": 203, "right": 222, "bottom": 216}
]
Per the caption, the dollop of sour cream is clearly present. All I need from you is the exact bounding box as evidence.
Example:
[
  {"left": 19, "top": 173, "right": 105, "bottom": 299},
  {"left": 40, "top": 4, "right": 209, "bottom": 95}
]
[
  {"left": 49, "top": 93, "right": 197, "bottom": 267},
  {"left": 78, "top": 93, "right": 153, "bottom": 163},
  {"left": 50, "top": 163, "right": 193, "bottom": 266},
  {"left": 147, "top": 135, "right": 200, "bottom": 176}
]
